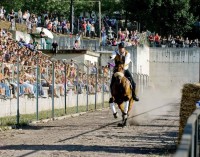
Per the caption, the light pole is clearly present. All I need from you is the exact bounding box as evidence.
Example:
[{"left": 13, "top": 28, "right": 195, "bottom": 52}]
[
  {"left": 98, "top": 0, "right": 101, "bottom": 47},
  {"left": 70, "top": 0, "right": 74, "bottom": 33}
]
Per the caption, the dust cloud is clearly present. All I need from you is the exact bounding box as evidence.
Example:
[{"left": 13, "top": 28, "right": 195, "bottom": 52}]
[{"left": 129, "top": 85, "right": 182, "bottom": 125}]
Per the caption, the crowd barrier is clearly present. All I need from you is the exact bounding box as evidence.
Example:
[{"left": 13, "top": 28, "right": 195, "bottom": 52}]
[
  {"left": 174, "top": 109, "right": 200, "bottom": 157},
  {"left": 0, "top": 54, "right": 149, "bottom": 126}
]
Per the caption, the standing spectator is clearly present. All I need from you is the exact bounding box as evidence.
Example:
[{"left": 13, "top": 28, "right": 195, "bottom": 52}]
[
  {"left": 82, "top": 21, "right": 87, "bottom": 37},
  {"left": 108, "top": 27, "right": 113, "bottom": 40},
  {"left": 0, "top": 6, "right": 6, "bottom": 21},
  {"left": 101, "top": 26, "right": 107, "bottom": 46},
  {"left": 73, "top": 40, "right": 79, "bottom": 49},
  {"left": 26, "top": 10, "right": 30, "bottom": 22},
  {"left": 26, "top": 18, "right": 32, "bottom": 33},
  {"left": 86, "top": 21, "right": 91, "bottom": 37},
  {"left": 61, "top": 20, "right": 66, "bottom": 34},
  {"left": 52, "top": 40, "right": 58, "bottom": 55},
  {"left": 40, "top": 27, "right": 46, "bottom": 49},
  {"left": 154, "top": 33, "right": 160, "bottom": 47},
  {"left": 57, "top": 22, "right": 62, "bottom": 33},
  {"left": 10, "top": 18, "right": 16, "bottom": 31},
  {"left": 124, "top": 28, "right": 129, "bottom": 40},
  {"left": 90, "top": 24, "right": 95, "bottom": 38},
  {"left": 17, "top": 9, "right": 23, "bottom": 23},
  {"left": 66, "top": 21, "right": 70, "bottom": 34},
  {"left": 75, "top": 32, "right": 81, "bottom": 47},
  {"left": 9, "top": 9, "right": 15, "bottom": 22},
  {"left": 22, "top": 11, "right": 28, "bottom": 24},
  {"left": 37, "top": 14, "right": 42, "bottom": 27}
]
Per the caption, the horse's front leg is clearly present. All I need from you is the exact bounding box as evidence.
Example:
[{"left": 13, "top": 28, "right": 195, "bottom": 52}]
[
  {"left": 109, "top": 97, "right": 118, "bottom": 118},
  {"left": 128, "top": 98, "right": 134, "bottom": 116}
]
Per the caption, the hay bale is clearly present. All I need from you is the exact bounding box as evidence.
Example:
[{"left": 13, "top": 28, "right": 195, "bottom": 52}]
[{"left": 178, "top": 83, "right": 200, "bottom": 143}]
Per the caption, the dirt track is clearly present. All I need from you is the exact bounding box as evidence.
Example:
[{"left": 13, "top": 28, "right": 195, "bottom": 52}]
[{"left": 0, "top": 99, "right": 180, "bottom": 157}]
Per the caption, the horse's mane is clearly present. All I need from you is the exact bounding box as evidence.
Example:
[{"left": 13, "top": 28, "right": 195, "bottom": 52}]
[{"left": 114, "top": 72, "right": 124, "bottom": 80}]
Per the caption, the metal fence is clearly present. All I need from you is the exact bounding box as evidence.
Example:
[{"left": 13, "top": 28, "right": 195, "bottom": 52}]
[
  {"left": 174, "top": 109, "right": 200, "bottom": 157},
  {"left": 0, "top": 56, "right": 149, "bottom": 126}
]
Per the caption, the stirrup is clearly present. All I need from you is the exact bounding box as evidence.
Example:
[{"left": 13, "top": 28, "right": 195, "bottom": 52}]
[
  {"left": 132, "top": 94, "right": 139, "bottom": 101},
  {"left": 113, "top": 112, "right": 118, "bottom": 119}
]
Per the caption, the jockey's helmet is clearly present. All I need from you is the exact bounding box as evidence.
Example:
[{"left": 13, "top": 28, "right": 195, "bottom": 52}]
[{"left": 118, "top": 42, "right": 125, "bottom": 48}]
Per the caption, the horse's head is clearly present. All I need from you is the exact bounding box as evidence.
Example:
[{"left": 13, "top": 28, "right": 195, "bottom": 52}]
[
  {"left": 116, "top": 62, "right": 124, "bottom": 73},
  {"left": 114, "top": 62, "right": 124, "bottom": 80}
]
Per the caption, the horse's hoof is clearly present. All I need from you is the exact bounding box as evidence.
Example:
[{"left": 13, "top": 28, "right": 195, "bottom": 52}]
[
  {"left": 113, "top": 112, "right": 118, "bottom": 119},
  {"left": 122, "top": 118, "right": 128, "bottom": 127},
  {"left": 117, "top": 123, "right": 123, "bottom": 127}
]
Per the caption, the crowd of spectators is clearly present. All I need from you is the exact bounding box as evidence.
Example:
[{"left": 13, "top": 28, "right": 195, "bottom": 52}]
[
  {"left": 1, "top": 5, "right": 200, "bottom": 49},
  {"left": 0, "top": 28, "right": 110, "bottom": 100},
  {"left": 147, "top": 32, "right": 200, "bottom": 48},
  {"left": 0, "top": 6, "right": 147, "bottom": 48}
]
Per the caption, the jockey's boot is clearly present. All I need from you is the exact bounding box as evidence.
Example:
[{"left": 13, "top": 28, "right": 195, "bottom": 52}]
[
  {"left": 132, "top": 90, "right": 139, "bottom": 101},
  {"left": 113, "top": 112, "right": 118, "bottom": 119}
]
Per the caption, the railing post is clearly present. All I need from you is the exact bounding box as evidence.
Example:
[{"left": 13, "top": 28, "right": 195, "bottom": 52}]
[
  {"left": 16, "top": 54, "right": 20, "bottom": 126},
  {"left": 95, "top": 66, "right": 98, "bottom": 110},
  {"left": 50, "top": 58, "right": 57, "bottom": 120},
  {"left": 86, "top": 65, "right": 89, "bottom": 111},
  {"left": 36, "top": 55, "right": 39, "bottom": 120},
  {"left": 102, "top": 70, "right": 104, "bottom": 108}
]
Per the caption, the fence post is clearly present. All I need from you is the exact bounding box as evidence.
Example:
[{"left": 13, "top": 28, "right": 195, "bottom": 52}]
[
  {"left": 102, "top": 70, "right": 104, "bottom": 108},
  {"left": 36, "top": 55, "right": 39, "bottom": 120},
  {"left": 16, "top": 54, "right": 20, "bottom": 125},
  {"left": 50, "top": 58, "right": 57, "bottom": 120},
  {"left": 86, "top": 64, "right": 89, "bottom": 111},
  {"left": 62, "top": 59, "right": 67, "bottom": 114},
  {"left": 73, "top": 62, "right": 79, "bottom": 113},
  {"left": 95, "top": 66, "right": 98, "bottom": 110}
]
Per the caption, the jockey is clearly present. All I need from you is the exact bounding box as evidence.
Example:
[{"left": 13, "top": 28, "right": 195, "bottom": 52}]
[{"left": 110, "top": 42, "right": 139, "bottom": 102}]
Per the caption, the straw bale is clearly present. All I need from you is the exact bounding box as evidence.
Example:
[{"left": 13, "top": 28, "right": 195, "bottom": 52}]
[{"left": 178, "top": 83, "right": 200, "bottom": 143}]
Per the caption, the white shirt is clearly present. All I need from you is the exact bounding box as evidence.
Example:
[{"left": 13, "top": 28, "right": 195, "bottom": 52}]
[{"left": 110, "top": 50, "right": 131, "bottom": 70}]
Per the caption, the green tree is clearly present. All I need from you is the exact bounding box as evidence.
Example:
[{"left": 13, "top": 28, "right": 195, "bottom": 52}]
[{"left": 123, "top": 0, "right": 196, "bottom": 37}]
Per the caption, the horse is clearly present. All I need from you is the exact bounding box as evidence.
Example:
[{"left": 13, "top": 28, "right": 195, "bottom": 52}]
[{"left": 109, "top": 63, "right": 134, "bottom": 127}]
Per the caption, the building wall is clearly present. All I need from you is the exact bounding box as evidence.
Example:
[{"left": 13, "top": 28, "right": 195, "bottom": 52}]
[{"left": 149, "top": 48, "right": 200, "bottom": 87}]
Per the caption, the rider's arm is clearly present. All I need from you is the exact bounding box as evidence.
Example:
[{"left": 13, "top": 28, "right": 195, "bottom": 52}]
[
  {"left": 110, "top": 50, "right": 117, "bottom": 60},
  {"left": 124, "top": 53, "right": 131, "bottom": 66}
]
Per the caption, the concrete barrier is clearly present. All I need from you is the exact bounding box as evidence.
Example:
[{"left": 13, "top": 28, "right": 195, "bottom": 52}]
[{"left": 0, "top": 92, "right": 110, "bottom": 118}]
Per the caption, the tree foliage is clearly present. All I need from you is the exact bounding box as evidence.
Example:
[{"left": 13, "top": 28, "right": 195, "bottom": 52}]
[{"left": 0, "top": 0, "right": 199, "bottom": 38}]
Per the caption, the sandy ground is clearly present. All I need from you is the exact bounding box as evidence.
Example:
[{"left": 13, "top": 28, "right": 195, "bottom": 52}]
[{"left": 0, "top": 87, "right": 181, "bottom": 157}]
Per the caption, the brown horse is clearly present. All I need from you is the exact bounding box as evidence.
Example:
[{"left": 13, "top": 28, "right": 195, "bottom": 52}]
[{"left": 109, "top": 63, "right": 134, "bottom": 127}]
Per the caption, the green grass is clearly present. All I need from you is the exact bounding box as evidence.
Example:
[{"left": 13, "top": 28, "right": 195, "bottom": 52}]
[
  {"left": 0, "top": 21, "right": 27, "bottom": 32},
  {"left": 0, "top": 103, "right": 109, "bottom": 127}
]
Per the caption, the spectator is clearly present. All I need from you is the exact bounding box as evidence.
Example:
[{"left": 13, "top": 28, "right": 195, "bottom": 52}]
[
  {"left": 52, "top": 40, "right": 58, "bottom": 55},
  {"left": 86, "top": 21, "right": 91, "bottom": 37},
  {"left": 90, "top": 24, "right": 95, "bottom": 38},
  {"left": 101, "top": 26, "right": 107, "bottom": 46},
  {"left": 0, "top": 6, "right": 6, "bottom": 21},
  {"left": 40, "top": 27, "right": 47, "bottom": 49},
  {"left": 18, "top": 9, "right": 23, "bottom": 23},
  {"left": 73, "top": 40, "right": 79, "bottom": 49}
]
